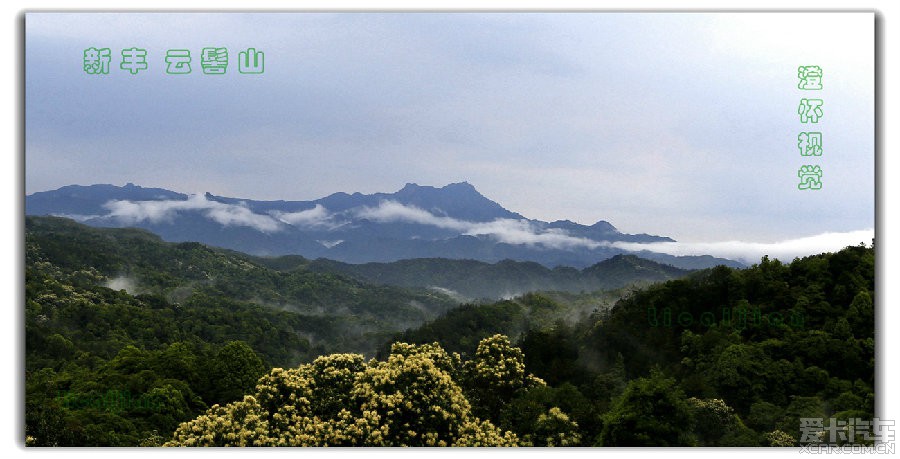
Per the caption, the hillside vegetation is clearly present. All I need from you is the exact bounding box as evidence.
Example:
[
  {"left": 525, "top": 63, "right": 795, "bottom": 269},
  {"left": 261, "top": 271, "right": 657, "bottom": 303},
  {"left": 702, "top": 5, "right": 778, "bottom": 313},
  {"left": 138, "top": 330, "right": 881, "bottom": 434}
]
[
  {"left": 378, "top": 243, "right": 875, "bottom": 445},
  {"left": 25, "top": 216, "right": 874, "bottom": 447},
  {"left": 25, "top": 216, "right": 454, "bottom": 445},
  {"left": 299, "top": 255, "right": 689, "bottom": 300}
]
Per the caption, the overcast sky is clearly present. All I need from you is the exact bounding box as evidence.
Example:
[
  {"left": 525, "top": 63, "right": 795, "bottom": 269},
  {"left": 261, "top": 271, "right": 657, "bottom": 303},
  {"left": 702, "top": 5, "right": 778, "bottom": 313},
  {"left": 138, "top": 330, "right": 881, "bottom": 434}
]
[{"left": 25, "top": 12, "right": 873, "bottom": 247}]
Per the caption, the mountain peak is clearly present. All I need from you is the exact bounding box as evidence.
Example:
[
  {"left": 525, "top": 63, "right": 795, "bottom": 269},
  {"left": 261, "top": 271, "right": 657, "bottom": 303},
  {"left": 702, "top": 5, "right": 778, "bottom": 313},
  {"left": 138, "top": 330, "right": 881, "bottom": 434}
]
[
  {"left": 590, "top": 220, "right": 617, "bottom": 233},
  {"left": 585, "top": 253, "right": 686, "bottom": 274},
  {"left": 397, "top": 181, "right": 480, "bottom": 195},
  {"left": 387, "top": 181, "right": 518, "bottom": 222},
  {"left": 442, "top": 181, "right": 477, "bottom": 192}
]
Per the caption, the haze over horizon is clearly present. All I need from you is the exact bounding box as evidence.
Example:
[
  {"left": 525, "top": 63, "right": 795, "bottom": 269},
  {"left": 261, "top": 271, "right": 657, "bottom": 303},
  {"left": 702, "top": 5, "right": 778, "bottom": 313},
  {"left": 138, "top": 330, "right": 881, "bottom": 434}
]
[{"left": 26, "top": 12, "right": 874, "bottom": 247}]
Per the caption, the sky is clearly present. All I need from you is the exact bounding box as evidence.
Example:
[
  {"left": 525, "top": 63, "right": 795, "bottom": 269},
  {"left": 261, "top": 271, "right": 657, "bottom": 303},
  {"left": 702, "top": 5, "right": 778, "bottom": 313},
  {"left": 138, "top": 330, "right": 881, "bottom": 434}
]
[{"left": 25, "top": 12, "right": 874, "bottom": 254}]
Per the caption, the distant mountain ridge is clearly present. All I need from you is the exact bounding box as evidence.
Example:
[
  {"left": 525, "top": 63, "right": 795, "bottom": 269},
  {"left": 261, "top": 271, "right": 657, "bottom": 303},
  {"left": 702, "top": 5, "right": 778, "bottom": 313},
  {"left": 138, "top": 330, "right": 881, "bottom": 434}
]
[
  {"left": 295, "top": 254, "right": 692, "bottom": 300},
  {"left": 25, "top": 182, "right": 743, "bottom": 269},
  {"left": 202, "top": 181, "right": 523, "bottom": 222}
]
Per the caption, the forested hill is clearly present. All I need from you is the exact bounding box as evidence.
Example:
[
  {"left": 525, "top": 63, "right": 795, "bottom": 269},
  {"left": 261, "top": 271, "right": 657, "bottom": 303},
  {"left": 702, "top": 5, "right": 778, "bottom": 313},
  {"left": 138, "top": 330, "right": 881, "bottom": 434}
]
[
  {"left": 261, "top": 254, "right": 691, "bottom": 300},
  {"left": 25, "top": 215, "right": 454, "bottom": 445},
  {"left": 25, "top": 215, "right": 875, "bottom": 447},
  {"left": 26, "top": 215, "right": 457, "bottom": 335},
  {"left": 375, "top": 243, "right": 874, "bottom": 446}
]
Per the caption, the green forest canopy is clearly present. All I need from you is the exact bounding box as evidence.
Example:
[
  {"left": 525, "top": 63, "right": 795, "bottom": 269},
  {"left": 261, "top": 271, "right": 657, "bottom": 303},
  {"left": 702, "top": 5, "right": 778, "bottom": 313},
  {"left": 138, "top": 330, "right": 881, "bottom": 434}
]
[{"left": 25, "top": 216, "right": 874, "bottom": 446}]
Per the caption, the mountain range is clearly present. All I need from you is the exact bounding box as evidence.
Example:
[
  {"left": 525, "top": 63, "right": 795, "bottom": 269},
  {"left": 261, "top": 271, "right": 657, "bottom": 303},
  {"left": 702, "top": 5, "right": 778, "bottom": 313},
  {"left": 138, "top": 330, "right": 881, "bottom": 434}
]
[
  {"left": 24, "top": 215, "right": 458, "bottom": 359},
  {"left": 265, "top": 255, "right": 691, "bottom": 301},
  {"left": 25, "top": 182, "right": 743, "bottom": 269}
]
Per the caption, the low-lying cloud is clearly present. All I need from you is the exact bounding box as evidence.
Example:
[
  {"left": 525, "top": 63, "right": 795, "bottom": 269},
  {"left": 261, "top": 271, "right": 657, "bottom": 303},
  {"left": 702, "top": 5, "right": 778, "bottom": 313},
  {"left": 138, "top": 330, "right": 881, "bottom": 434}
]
[
  {"left": 104, "top": 197, "right": 343, "bottom": 233},
  {"left": 355, "top": 201, "right": 873, "bottom": 261},
  {"left": 94, "top": 197, "right": 872, "bottom": 263},
  {"left": 102, "top": 197, "right": 605, "bottom": 250},
  {"left": 464, "top": 219, "right": 601, "bottom": 250},
  {"left": 103, "top": 194, "right": 283, "bottom": 233},
  {"left": 105, "top": 275, "right": 138, "bottom": 294},
  {"left": 316, "top": 239, "right": 344, "bottom": 249},
  {"left": 356, "top": 200, "right": 603, "bottom": 250},
  {"left": 610, "top": 229, "right": 874, "bottom": 264},
  {"left": 271, "top": 204, "right": 336, "bottom": 228},
  {"left": 355, "top": 200, "right": 471, "bottom": 231}
]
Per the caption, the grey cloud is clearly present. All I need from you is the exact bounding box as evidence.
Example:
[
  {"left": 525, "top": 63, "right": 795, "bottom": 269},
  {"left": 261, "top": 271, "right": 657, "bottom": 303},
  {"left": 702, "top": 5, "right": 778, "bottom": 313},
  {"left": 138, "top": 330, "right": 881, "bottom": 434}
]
[
  {"left": 354, "top": 200, "right": 603, "bottom": 250},
  {"left": 353, "top": 201, "right": 874, "bottom": 262},
  {"left": 103, "top": 194, "right": 283, "bottom": 233},
  {"left": 354, "top": 200, "right": 470, "bottom": 231},
  {"left": 103, "top": 197, "right": 608, "bottom": 250},
  {"left": 78, "top": 195, "right": 874, "bottom": 264},
  {"left": 316, "top": 240, "right": 344, "bottom": 249},
  {"left": 463, "top": 219, "right": 602, "bottom": 250},
  {"left": 610, "top": 229, "right": 874, "bottom": 264},
  {"left": 271, "top": 204, "right": 337, "bottom": 228}
]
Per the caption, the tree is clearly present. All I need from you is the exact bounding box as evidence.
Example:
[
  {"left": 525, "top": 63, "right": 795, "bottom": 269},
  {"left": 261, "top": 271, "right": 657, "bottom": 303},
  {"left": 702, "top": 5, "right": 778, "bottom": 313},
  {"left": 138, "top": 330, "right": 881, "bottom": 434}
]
[
  {"left": 708, "top": 343, "right": 770, "bottom": 413},
  {"left": 598, "top": 370, "right": 695, "bottom": 446},
  {"left": 847, "top": 290, "right": 873, "bottom": 338},
  {"left": 687, "top": 397, "right": 758, "bottom": 446},
  {"left": 166, "top": 338, "right": 524, "bottom": 446},
  {"left": 531, "top": 407, "right": 581, "bottom": 447},
  {"left": 746, "top": 401, "right": 785, "bottom": 433},
  {"left": 498, "top": 383, "right": 595, "bottom": 446},
  {"left": 765, "top": 430, "right": 796, "bottom": 447},
  {"left": 462, "top": 334, "right": 543, "bottom": 422},
  {"left": 775, "top": 396, "right": 826, "bottom": 441},
  {"left": 687, "top": 397, "right": 734, "bottom": 445},
  {"left": 204, "top": 341, "right": 266, "bottom": 406}
]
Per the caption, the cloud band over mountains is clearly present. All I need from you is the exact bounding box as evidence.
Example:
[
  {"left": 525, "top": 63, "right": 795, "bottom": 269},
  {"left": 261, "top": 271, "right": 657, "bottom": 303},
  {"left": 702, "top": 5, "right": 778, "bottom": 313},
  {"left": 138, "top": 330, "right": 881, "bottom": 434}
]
[
  {"left": 103, "top": 194, "right": 284, "bottom": 233},
  {"left": 355, "top": 201, "right": 602, "bottom": 250},
  {"left": 88, "top": 195, "right": 872, "bottom": 264},
  {"left": 609, "top": 229, "right": 875, "bottom": 265}
]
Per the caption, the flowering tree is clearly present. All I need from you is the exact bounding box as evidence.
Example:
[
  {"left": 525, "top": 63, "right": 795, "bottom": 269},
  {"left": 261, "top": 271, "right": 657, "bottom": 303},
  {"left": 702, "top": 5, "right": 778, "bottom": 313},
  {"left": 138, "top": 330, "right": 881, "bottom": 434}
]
[{"left": 165, "top": 337, "right": 527, "bottom": 446}]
